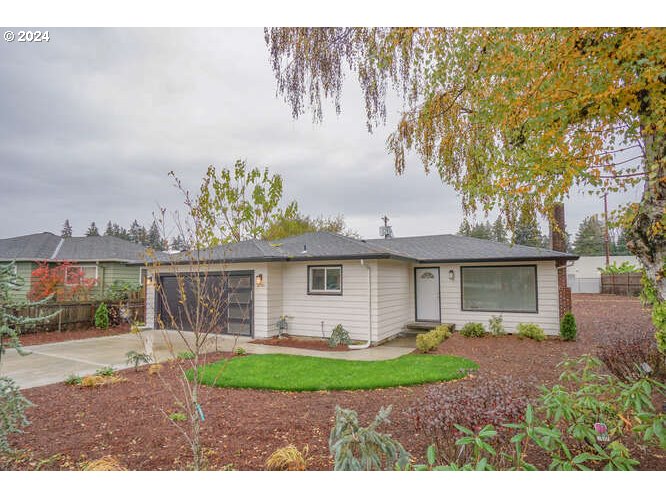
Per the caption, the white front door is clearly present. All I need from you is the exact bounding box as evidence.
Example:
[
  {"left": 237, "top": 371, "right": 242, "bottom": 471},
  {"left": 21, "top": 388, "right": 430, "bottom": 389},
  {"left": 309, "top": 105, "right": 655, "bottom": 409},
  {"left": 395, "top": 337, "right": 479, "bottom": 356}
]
[{"left": 415, "top": 267, "right": 441, "bottom": 322}]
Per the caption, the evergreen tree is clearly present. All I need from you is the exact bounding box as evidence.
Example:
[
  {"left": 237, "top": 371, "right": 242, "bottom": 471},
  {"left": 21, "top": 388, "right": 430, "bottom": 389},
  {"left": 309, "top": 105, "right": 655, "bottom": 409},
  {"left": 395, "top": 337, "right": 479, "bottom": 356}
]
[
  {"left": 573, "top": 215, "right": 605, "bottom": 256},
  {"left": 170, "top": 235, "right": 187, "bottom": 251},
  {"left": 104, "top": 221, "right": 114, "bottom": 236},
  {"left": 61, "top": 219, "right": 73, "bottom": 238},
  {"left": 146, "top": 221, "right": 164, "bottom": 250},
  {"left": 512, "top": 210, "right": 544, "bottom": 248},
  {"left": 612, "top": 229, "right": 631, "bottom": 256},
  {"left": 469, "top": 221, "right": 493, "bottom": 240},
  {"left": 85, "top": 222, "right": 100, "bottom": 237},
  {"left": 457, "top": 220, "right": 472, "bottom": 237},
  {"left": 128, "top": 220, "right": 147, "bottom": 245},
  {"left": 491, "top": 218, "right": 507, "bottom": 243}
]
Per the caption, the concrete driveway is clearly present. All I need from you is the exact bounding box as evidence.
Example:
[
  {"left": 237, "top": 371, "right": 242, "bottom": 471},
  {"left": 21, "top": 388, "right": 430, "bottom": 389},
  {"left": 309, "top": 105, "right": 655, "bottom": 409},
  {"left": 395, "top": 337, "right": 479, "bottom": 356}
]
[{"left": 1, "top": 331, "right": 415, "bottom": 389}]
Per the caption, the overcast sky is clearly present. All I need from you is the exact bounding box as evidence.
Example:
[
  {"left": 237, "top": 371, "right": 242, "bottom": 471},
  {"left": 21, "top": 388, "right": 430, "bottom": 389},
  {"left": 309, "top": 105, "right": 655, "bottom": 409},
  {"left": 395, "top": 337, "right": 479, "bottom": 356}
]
[{"left": 0, "top": 28, "right": 644, "bottom": 241}]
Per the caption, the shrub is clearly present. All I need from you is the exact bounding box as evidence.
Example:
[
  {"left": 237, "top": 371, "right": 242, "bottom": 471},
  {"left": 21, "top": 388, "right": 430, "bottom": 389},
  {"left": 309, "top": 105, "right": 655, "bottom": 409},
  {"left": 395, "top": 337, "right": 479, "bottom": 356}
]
[
  {"left": 126, "top": 350, "right": 152, "bottom": 371},
  {"left": 177, "top": 351, "right": 196, "bottom": 360},
  {"left": 169, "top": 412, "right": 187, "bottom": 422},
  {"left": 95, "top": 366, "right": 115, "bottom": 377},
  {"left": 234, "top": 347, "right": 247, "bottom": 356},
  {"left": 328, "top": 324, "right": 352, "bottom": 348},
  {"left": 516, "top": 323, "right": 545, "bottom": 341},
  {"left": 329, "top": 405, "right": 411, "bottom": 470},
  {"left": 265, "top": 444, "right": 308, "bottom": 471},
  {"left": 64, "top": 374, "right": 82, "bottom": 386},
  {"left": 94, "top": 303, "right": 110, "bottom": 329},
  {"left": 416, "top": 325, "right": 451, "bottom": 353},
  {"left": 560, "top": 312, "right": 577, "bottom": 341},
  {"left": 0, "top": 377, "right": 34, "bottom": 453},
  {"left": 105, "top": 280, "right": 142, "bottom": 301},
  {"left": 460, "top": 322, "right": 486, "bottom": 338},
  {"left": 488, "top": 315, "right": 506, "bottom": 336},
  {"left": 597, "top": 332, "right": 666, "bottom": 382},
  {"left": 407, "top": 375, "right": 531, "bottom": 466}
]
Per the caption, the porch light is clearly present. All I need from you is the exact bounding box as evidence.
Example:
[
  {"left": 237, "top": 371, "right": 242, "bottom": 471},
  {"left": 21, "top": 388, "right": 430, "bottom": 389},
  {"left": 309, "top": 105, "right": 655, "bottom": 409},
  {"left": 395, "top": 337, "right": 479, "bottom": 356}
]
[
  {"left": 448, "top": 269, "right": 455, "bottom": 281},
  {"left": 255, "top": 273, "right": 264, "bottom": 287}
]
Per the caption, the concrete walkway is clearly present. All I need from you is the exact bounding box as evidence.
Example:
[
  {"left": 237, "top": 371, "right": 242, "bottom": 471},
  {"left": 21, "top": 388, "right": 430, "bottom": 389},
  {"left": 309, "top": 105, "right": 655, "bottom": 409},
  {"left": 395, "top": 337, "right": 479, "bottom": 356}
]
[{"left": 1, "top": 330, "right": 415, "bottom": 389}]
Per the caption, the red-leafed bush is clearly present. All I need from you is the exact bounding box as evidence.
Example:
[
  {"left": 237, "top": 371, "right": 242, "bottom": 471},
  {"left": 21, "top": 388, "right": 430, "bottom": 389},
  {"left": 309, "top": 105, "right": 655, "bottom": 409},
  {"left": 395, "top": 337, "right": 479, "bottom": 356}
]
[
  {"left": 597, "top": 332, "right": 666, "bottom": 382},
  {"left": 407, "top": 376, "right": 532, "bottom": 466},
  {"left": 28, "top": 262, "right": 97, "bottom": 302}
]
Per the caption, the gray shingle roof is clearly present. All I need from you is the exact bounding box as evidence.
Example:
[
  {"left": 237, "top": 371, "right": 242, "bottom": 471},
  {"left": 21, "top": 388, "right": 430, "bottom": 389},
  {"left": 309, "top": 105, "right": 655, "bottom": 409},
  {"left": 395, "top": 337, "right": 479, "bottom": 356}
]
[
  {"left": 0, "top": 232, "right": 61, "bottom": 260},
  {"left": 366, "top": 234, "right": 577, "bottom": 262},
  {"left": 183, "top": 231, "right": 577, "bottom": 264},
  {"left": 0, "top": 233, "right": 164, "bottom": 263}
]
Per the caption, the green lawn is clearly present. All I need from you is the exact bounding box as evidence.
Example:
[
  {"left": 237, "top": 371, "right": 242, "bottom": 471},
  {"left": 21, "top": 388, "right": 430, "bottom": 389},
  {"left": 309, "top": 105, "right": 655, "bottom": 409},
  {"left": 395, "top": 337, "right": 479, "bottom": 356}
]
[{"left": 193, "top": 353, "right": 477, "bottom": 391}]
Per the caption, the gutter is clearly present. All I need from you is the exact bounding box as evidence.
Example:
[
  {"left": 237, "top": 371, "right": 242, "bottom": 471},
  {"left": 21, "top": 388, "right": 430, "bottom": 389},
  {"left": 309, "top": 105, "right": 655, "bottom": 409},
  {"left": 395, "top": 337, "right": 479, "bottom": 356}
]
[{"left": 348, "top": 259, "right": 372, "bottom": 350}]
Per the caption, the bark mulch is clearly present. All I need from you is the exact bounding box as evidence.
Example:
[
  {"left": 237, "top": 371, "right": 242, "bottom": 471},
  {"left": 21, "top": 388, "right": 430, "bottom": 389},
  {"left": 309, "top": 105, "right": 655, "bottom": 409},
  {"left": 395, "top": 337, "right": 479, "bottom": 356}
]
[
  {"left": 251, "top": 335, "right": 349, "bottom": 351},
  {"left": 5, "top": 324, "right": 131, "bottom": 348},
  {"left": 4, "top": 294, "right": 664, "bottom": 471}
]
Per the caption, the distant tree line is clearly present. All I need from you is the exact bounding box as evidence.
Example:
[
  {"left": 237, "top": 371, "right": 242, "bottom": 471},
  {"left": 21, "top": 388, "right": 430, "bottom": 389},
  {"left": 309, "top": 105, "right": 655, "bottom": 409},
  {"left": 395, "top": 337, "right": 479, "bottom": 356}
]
[
  {"left": 458, "top": 213, "right": 631, "bottom": 256},
  {"left": 60, "top": 218, "right": 170, "bottom": 251}
]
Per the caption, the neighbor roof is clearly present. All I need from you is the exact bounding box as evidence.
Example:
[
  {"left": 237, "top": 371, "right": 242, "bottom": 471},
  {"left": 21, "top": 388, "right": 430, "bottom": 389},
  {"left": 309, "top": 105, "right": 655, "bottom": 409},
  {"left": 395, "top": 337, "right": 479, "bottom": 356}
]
[
  {"left": 0, "top": 233, "right": 161, "bottom": 264},
  {"left": 168, "top": 231, "right": 577, "bottom": 264}
]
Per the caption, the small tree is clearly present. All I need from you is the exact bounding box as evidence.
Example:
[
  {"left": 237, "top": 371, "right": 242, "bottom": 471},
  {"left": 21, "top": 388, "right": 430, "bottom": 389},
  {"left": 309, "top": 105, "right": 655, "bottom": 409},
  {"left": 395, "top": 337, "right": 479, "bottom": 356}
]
[
  {"left": 141, "top": 164, "right": 290, "bottom": 470},
  {"left": 0, "top": 262, "right": 58, "bottom": 453},
  {"left": 94, "top": 303, "right": 109, "bottom": 329},
  {"left": 28, "top": 262, "right": 96, "bottom": 302},
  {"left": 560, "top": 312, "right": 577, "bottom": 341},
  {"left": 190, "top": 160, "right": 298, "bottom": 245}
]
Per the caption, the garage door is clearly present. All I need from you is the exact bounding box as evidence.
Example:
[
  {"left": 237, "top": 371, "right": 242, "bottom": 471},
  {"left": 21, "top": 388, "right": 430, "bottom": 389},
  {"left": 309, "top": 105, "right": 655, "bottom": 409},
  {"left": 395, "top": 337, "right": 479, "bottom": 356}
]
[{"left": 156, "top": 271, "right": 253, "bottom": 337}]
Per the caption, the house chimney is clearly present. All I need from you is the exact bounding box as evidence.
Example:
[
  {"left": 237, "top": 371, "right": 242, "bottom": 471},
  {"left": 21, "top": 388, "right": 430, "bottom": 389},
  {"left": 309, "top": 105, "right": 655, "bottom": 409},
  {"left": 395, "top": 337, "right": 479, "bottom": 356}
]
[
  {"left": 550, "top": 203, "right": 572, "bottom": 319},
  {"left": 550, "top": 203, "right": 566, "bottom": 252}
]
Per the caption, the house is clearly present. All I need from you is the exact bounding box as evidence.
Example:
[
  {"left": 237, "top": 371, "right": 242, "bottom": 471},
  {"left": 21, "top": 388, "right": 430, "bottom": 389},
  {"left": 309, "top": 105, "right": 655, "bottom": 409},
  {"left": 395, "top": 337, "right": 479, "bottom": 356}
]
[
  {"left": 567, "top": 255, "right": 639, "bottom": 293},
  {"left": 145, "top": 229, "right": 578, "bottom": 343},
  {"left": 0, "top": 232, "right": 153, "bottom": 300}
]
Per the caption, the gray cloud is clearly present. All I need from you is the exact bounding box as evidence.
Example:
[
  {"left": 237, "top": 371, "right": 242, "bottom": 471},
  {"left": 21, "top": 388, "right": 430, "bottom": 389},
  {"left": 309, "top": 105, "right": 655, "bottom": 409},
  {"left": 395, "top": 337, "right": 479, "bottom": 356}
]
[{"left": 0, "top": 28, "right": 642, "bottom": 241}]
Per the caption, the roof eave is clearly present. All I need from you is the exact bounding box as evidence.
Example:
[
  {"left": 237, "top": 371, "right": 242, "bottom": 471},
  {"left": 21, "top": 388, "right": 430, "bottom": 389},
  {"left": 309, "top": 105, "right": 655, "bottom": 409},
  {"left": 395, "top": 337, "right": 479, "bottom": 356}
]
[{"left": 417, "top": 255, "right": 579, "bottom": 264}]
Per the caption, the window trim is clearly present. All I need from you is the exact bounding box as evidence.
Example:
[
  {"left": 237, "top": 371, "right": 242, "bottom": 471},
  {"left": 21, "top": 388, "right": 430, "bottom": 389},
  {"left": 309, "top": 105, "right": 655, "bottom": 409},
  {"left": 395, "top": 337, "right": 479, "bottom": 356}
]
[
  {"left": 307, "top": 265, "right": 343, "bottom": 295},
  {"left": 460, "top": 264, "right": 538, "bottom": 314},
  {"left": 64, "top": 264, "right": 99, "bottom": 287}
]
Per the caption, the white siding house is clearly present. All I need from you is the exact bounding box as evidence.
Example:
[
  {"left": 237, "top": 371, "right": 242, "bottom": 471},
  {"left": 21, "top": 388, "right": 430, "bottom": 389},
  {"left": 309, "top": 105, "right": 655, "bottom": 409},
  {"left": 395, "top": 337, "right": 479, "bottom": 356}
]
[{"left": 146, "top": 232, "right": 577, "bottom": 342}]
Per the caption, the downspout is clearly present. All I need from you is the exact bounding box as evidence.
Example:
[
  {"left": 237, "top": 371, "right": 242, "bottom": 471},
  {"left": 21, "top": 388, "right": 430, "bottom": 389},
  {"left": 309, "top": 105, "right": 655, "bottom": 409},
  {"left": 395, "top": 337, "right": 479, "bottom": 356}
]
[{"left": 349, "top": 259, "right": 372, "bottom": 350}]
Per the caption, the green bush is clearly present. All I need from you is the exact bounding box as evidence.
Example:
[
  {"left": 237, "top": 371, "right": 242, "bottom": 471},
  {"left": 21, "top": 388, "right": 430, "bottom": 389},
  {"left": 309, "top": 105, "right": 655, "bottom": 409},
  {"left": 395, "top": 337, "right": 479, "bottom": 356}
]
[
  {"left": 64, "top": 374, "right": 82, "bottom": 386},
  {"left": 460, "top": 322, "right": 486, "bottom": 338},
  {"left": 94, "top": 303, "right": 110, "bottom": 329},
  {"left": 416, "top": 325, "right": 451, "bottom": 353},
  {"left": 94, "top": 366, "right": 115, "bottom": 377},
  {"left": 517, "top": 323, "right": 546, "bottom": 341},
  {"left": 328, "top": 324, "right": 352, "bottom": 348},
  {"left": 560, "top": 312, "right": 577, "bottom": 341},
  {"left": 488, "top": 315, "right": 506, "bottom": 336},
  {"left": 125, "top": 350, "right": 152, "bottom": 371},
  {"left": 105, "top": 280, "right": 143, "bottom": 301},
  {"left": 329, "top": 405, "right": 411, "bottom": 470}
]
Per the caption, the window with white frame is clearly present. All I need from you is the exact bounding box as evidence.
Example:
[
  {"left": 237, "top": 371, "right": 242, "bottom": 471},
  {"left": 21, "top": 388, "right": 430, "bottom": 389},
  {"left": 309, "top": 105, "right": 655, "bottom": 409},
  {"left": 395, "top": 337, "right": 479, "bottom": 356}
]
[
  {"left": 461, "top": 265, "right": 537, "bottom": 313},
  {"left": 64, "top": 265, "right": 99, "bottom": 286},
  {"left": 307, "top": 265, "right": 342, "bottom": 294}
]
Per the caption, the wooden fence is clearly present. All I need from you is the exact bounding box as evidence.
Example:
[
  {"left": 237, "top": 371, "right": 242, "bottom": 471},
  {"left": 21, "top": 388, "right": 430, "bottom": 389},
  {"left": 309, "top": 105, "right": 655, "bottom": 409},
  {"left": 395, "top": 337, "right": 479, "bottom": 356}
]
[
  {"left": 11, "top": 300, "right": 145, "bottom": 333},
  {"left": 600, "top": 273, "right": 642, "bottom": 297}
]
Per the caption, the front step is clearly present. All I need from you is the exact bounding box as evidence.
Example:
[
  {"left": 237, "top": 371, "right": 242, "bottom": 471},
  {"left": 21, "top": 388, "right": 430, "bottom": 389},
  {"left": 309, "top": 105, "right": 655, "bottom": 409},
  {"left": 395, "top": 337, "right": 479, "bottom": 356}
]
[{"left": 404, "top": 322, "right": 455, "bottom": 333}]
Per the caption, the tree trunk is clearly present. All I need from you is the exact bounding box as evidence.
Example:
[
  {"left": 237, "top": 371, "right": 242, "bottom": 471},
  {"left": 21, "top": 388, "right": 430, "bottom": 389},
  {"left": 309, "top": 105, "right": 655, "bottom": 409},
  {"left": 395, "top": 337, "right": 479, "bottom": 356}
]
[
  {"left": 626, "top": 131, "right": 666, "bottom": 302},
  {"left": 626, "top": 130, "right": 666, "bottom": 352}
]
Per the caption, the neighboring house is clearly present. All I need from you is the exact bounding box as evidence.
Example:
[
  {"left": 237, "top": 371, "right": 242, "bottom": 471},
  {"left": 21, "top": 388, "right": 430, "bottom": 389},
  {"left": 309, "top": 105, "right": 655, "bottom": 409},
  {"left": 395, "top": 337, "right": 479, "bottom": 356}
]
[
  {"left": 567, "top": 255, "right": 640, "bottom": 293},
  {"left": 146, "top": 231, "right": 578, "bottom": 342},
  {"left": 0, "top": 232, "right": 153, "bottom": 300}
]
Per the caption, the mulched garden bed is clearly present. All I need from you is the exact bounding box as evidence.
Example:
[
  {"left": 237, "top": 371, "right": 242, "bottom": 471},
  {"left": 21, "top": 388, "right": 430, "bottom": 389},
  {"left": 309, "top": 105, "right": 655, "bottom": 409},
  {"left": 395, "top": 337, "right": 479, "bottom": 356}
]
[
  {"left": 251, "top": 335, "right": 349, "bottom": 351},
  {"left": 4, "top": 294, "right": 664, "bottom": 471},
  {"left": 5, "top": 324, "right": 131, "bottom": 348}
]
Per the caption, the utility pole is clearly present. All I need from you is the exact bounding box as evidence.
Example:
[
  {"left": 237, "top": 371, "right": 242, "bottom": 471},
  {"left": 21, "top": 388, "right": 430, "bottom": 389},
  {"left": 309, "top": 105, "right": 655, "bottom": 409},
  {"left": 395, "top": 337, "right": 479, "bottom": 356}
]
[{"left": 603, "top": 193, "right": 611, "bottom": 267}]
